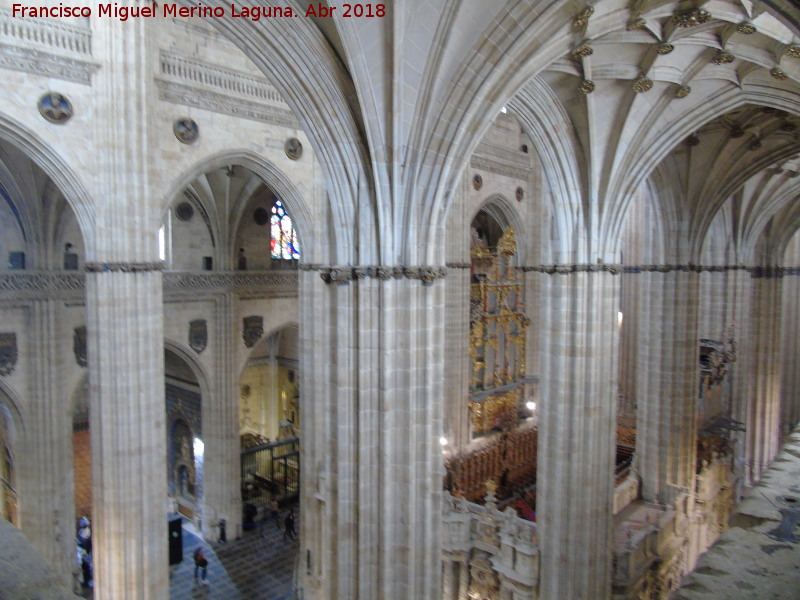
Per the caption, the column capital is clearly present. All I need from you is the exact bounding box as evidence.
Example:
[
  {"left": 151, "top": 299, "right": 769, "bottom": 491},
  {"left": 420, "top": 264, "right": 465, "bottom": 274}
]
[{"left": 300, "top": 263, "right": 447, "bottom": 286}]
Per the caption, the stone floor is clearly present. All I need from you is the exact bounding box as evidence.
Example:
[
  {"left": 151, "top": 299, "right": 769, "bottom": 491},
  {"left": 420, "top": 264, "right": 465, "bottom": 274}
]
[
  {"left": 74, "top": 509, "right": 299, "bottom": 600},
  {"left": 673, "top": 428, "right": 800, "bottom": 600}
]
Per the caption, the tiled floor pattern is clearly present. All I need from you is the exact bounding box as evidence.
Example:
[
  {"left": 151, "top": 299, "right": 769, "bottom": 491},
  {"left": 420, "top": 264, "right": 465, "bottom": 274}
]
[{"left": 75, "top": 511, "right": 299, "bottom": 600}]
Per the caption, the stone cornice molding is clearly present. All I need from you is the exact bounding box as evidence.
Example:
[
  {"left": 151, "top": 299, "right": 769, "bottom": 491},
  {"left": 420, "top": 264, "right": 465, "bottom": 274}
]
[
  {"left": 0, "top": 270, "right": 299, "bottom": 301},
  {"left": 0, "top": 9, "right": 91, "bottom": 54},
  {"left": 85, "top": 262, "right": 164, "bottom": 273},
  {"left": 518, "top": 264, "right": 800, "bottom": 277},
  {"left": 0, "top": 42, "right": 99, "bottom": 85},
  {"left": 156, "top": 51, "right": 299, "bottom": 127},
  {"left": 520, "top": 264, "right": 623, "bottom": 274},
  {"left": 156, "top": 79, "right": 299, "bottom": 127},
  {"left": 163, "top": 271, "right": 297, "bottom": 291},
  {"left": 470, "top": 154, "right": 530, "bottom": 181},
  {"left": 0, "top": 271, "right": 84, "bottom": 301},
  {"left": 300, "top": 264, "right": 447, "bottom": 286}
]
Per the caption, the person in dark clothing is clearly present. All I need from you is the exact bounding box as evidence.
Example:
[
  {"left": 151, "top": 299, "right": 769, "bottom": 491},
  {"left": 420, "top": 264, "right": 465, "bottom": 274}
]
[
  {"left": 193, "top": 547, "right": 208, "bottom": 585},
  {"left": 284, "top": 509, "right": 296, "bottom": 541}
]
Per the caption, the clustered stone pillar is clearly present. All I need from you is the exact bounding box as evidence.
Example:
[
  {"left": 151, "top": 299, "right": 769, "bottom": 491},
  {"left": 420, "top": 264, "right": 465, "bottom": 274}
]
[
  {"left": 781, "top": 269, "right": 800, "bottom": 435},
  {"left": 536, "top": 269, "right": 619, "bottom": 600},
  {"left": 298, "top": 269, "right": 444, "bottom": 600},
  {"left": 743, "top": 270, "right": 783, "bottom": 482},
  {"left": 22, "top": 299, "right": 74, "bottom": 582},
  {"left": 201, "top": 292, "right": 240, "bottom": 539},
  {"left": 635, "top": 269, "right": 700, "bottom": 506},
  {"left": 86, "top": 16, "right": 168, "bottom": 599},
  {"left": 86, "top": 270, "right": 166, "bottom": 598}
]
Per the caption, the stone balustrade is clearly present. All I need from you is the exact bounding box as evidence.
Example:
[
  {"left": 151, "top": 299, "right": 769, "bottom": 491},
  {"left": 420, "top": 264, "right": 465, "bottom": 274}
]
[{"left": 441, "top": 491, "right": 539, "bottom": 600}]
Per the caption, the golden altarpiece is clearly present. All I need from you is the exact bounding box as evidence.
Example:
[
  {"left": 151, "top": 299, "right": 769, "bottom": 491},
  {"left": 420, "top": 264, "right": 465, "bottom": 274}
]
[
  {"left": 445, "top": 226, "right": 539, "bottom": 506},
  {"left": 468, "top": 226, "right": 530, "bottom": 437}
]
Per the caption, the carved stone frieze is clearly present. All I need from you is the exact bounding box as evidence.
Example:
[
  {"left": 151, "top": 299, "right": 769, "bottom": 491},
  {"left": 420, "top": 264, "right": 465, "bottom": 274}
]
[
  {"left": 469, "top": 154, "right": 530, "bottom": 180},
  {"left": 85, "top": 262, "right": 164, "bottom": 273},
  {"left": 0, "top": 42, "right": 98, "bottom": 85},
  {"left": 156, "top": 80, "right": 299, "bottom": 128}
]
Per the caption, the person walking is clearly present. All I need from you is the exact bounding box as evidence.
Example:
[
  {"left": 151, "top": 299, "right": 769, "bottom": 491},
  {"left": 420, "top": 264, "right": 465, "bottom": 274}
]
[
  {"left": 283, "top": 509, "right": 296, "bottom": 541},
  {"left": 193, "top": 547, "right": 208, "bottom": 586}
]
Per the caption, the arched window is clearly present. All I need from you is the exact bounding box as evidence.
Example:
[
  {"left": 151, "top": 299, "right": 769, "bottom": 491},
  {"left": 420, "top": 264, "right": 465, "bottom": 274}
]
[{"left": 270, "top": 199, "right": 300, "bottom": 260}]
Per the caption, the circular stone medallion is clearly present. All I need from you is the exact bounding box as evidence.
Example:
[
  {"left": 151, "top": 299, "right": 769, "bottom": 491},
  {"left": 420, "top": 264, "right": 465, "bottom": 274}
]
[
  {"left": 285, "top": 137, "right": 303, "bottom": 160},
  {"left": 173, "top": 118, "right": 199, "bottom": 144},
  {"left": 38, "top": 92, "right": 73, "bottom": 124}
]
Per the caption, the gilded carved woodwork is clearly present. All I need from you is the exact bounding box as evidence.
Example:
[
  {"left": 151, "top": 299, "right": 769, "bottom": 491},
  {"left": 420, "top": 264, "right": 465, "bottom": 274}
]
[{"left": 469, "top": 226, "right": 530, "bottom": 435}]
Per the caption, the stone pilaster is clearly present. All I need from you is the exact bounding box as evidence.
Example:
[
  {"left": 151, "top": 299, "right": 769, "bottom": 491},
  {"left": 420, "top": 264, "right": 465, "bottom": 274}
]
[
  {"left": 536, "top": 270, "right": 619, "bottom": 600},
  {"left": 298, "top": 271, "right": 444, "bottom": 600},
  {"left": 635, "top": 271, "right": 700, "bottom": 504},
  {"left": 20, "top": 299, "right": 74, "bottom": 583}
]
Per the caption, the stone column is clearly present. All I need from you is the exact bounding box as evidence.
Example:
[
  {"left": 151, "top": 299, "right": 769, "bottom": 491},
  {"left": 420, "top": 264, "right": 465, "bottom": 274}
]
[
  {"left": 444, "top": 264, "right": 471, "bottom": 449},
  {"left": 87, "top": 15, "right": 167, "bottom": 599},
  {"left": 781, "top": 270, "right": 800, "bottom": 435},
  {"left": 86, "top": 268, "right": 166, "bottom": 599},
  {"left": 298, "top": 268, "right": 444, "bottom": 600},
  {"left": 635, "top": 270, "right": 700, "bottom": 505},
  {"left": 20, "top": 299, "right": 74, "bottom": 582},
  {"left": 744, "top": 270, "right": 783, "bottom": 482},
  {"left": 201, "top": 292, "right": 240, "bottom": 539},
  {"left": 536, "top": 269, "right": 619, "bottom": 600}
]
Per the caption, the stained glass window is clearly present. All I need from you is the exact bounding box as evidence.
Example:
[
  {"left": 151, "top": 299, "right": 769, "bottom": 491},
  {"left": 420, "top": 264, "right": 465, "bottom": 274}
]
[{"left": 270, "top": 199, "right": 300, "bottom": 260}]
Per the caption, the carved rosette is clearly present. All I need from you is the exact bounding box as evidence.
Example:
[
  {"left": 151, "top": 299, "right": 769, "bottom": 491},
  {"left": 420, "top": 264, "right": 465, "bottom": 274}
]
[
  {"left": 657, "top": 43, "right": 675, "bottom": 55},
  {"left": 632, "top": 77, "right": 654, "bottom": 93},
  {"left": 572, "top": 6, "right": 593, "bottom": 29},
  {"left": 579, "top": 79, "right": 595, "bottom": 94},
  {"left": 571, "top": 43, "right": 593, "bottom": 58},
  {"left": 626, "top": 17, "right": 647, "bottom": 30},
  {"left": 673, "top": 8, "right": 711, "bottom": 28},
  {"left": 785, "top": 46, "right": 800, "bottom": 59},
  {"left": 770, "top": 67, "right": 789, "bottom": 80},
  {"left": 712, "top": 52, "right": 735, "bottom": 65},
  {"left": 674, "top": 85, "right": 691, "bottom": 99},
  {"left": 737, "top": 22, "right": 756, "bottom": 34}
]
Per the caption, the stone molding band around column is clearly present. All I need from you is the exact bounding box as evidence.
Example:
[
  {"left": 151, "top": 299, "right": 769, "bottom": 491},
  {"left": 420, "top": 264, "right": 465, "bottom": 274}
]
[
  {"left": 516, "top": 264, "right": 791, "bottom": 277},
  {"left": 84, "top": 261, "right": 165, "bottom": 273},
  {"left": 299, "top": 263, "right": 448, "bottom": 286}
]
